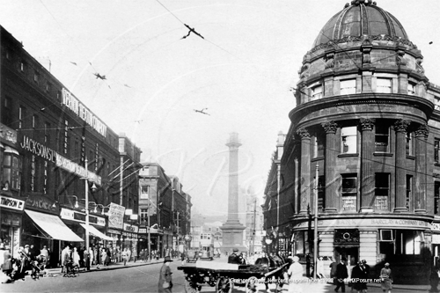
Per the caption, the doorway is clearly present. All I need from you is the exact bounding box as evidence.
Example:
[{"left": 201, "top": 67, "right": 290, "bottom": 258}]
[{"left": 335, "top": 246, "right": 359, "bottom": 277}]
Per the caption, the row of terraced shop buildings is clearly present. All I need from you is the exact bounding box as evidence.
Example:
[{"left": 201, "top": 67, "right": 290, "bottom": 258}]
[
  {"left": 263, "top": 0, "right": 440, "bottom": 285},
  {"left": 0, "top": 25, "right": 191, "bottom": 263}
]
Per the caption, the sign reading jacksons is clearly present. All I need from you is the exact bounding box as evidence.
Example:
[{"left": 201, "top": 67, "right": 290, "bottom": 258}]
[
  {"left": 62, "top": 88, "right": 107, "bottom": 137},
  {"left": 20, "top": 135, "right": 56, "bottom": 162}
]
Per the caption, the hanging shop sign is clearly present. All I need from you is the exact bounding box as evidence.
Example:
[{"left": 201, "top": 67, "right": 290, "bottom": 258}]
[
  {"left": 107, "top": 203, "right": 125, "bottom": 229},
  {"left": 0, "top": 123, "right": 17, "bottom": 144},
  {"left": 60, "top": 208, "right": 106, "bottom": 227},
  {"left": 123, "top": 223, "right": 139, "bottom": 233},
  {"left": 55, "top": 153, "right": 101, "bottom": 185},
  {"left": 62, "top": 88, "right": 107, "bottom": 137},
  {"left": 0, "top": 196, "right": 25, "bottom": 211}
]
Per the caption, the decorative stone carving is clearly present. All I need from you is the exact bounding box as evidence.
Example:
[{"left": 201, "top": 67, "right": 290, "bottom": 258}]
[
  {"left": 322, "top": 121, "right": 338, "bottom": 134},
  {"left": 394, "top": 120, "right": 410, "bottom": 132},
  {"left": 324, "top": 52, "right": 335, "bottom": 69},
  {"left": 360, "top": 118, "right": 375, "bottom": 131},
  {"left": 416, "top": 58, "right": 425, "bottom": 74},
  {"left": 414, "top": 124, "right": 429, "bottom": 137},
  {"left": 297, "top": 128, "right": 310, "bottom": 139},
  {"left": 395, "top": 47, "right": 407, "bottom": 66}
]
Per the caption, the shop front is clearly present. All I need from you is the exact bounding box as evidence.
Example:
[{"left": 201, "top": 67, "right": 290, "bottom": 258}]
[
  {"left": 22, "top": 194, "right": 83, "bottom": 268},
  {"left": 0, "top": 194, "right": 24, "bottom": 257},
  {"left": 122, "top": 222, "right": 138, "bottom": 258}
]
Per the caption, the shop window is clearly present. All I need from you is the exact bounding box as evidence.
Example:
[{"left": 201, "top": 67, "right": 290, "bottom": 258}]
[
  {"left": 340, "top": 79, "right": 356, "bottom": 95},
  {"left": 406, "top": 132, "right": 414, "bottom": 156},
  {"left": 406, "top": 175, "right": 412, "bottom": 210},
  {"left": 375, "top": 124, "right": 389, "bottom": 152},
  {"left": 311, "top": 85, "right": 323, "bottom": 100},
  {"left": 379, "top": 229, "right": 394, "bottom": 255},
  {"left": 380, "top": 230, "right": 394, "bottom": 241},
  {"left": 435, "top": 181, "right": 440, "bottom": 215},
  {"left": 376, "top": 78, "right": 392, "bottom": 93},
  {"left": 2, "top": 153, "right": 21, "bottom": 191},
  {"left": 396, "top": 230, "right": 424, "bottom": 255},
  {"left": 435, "top": 139, "right": 440, "bottom": 163},
  {"left": 341, "top": 126, "right": 357, "bottom": 154}
]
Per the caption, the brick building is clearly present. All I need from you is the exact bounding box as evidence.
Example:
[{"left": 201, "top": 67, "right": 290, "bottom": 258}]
[
  {"left": 264, "top": 0, "right": 440, "bottom": 284},
  {"left": 0, "top": 25, "right": 140, "bottom": 261}
]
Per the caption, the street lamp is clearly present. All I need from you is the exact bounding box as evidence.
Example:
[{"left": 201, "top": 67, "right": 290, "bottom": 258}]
[
  {"left": 275, "top": 132, "right": 285, "bottom": 253},
  {"left": 84, "top": 157, "right": 98, "bottom": 257}
]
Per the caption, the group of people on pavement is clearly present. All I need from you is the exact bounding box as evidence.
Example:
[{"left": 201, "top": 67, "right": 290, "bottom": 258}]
[{"left": 329, "top": 256, "right": 393, "bottom": 293}]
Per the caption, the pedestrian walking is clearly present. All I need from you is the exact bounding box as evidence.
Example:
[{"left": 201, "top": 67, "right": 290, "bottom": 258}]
[
  {"left": 329, "top": 256, "right": 338, "bottom": 284},
  {"left": 72, "top": 247, "right": 80, "bottom": 268},
  {"left": 158, "top": 256, "right": 173, "bottom": 293},
  {"left": 122, "top": 248, "right": 128, "bottom": 266},
  {"left": 380, "top": 262, "right": 392, "bottom": 293},
  {"left": 351, "top": 261, "right": 367, "bottom": 293},
  {"left": 287, "top": 255, "right": 303, "bottom": 293},
  {"left": 335, "top": 257, "right": 348, "bottom": 292},
  {"left": 316, "top": 256, "right": 325, "bottom": 279}
]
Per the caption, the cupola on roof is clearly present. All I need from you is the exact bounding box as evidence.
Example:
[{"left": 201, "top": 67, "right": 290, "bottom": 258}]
[{"left": 313, "top": 0, "right": 409, "bottom": 48}]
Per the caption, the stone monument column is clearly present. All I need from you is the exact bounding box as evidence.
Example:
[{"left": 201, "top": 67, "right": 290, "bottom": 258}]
[{"left": 220, "top": 132, "right": 246, "bottom": 253}]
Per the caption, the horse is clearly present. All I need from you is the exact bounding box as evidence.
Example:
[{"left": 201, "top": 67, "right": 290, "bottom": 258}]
[{"left": 254, "top": 254, "right": 290, "bottom": 292}]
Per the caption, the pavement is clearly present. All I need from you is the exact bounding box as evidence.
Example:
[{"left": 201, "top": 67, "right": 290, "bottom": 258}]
[
  {"left": 44, "top": 258, "right": 165, "bottom": 277},
  {"left": 24, "top": 257, "right": 440, "bottom": 292}
]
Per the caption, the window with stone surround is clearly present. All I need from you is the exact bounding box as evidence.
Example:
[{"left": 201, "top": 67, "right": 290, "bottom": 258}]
[
  {"left": 375, "top": 173, "right": 390, "bottom": 210},
  {"left": 313, "top": 135, "right": 325, "bottom": 158},
  {"left": 406, "top": 132, "right": 414, "bottom": 156},
  {"left": 341, "top": 174, "right": 357, "bottom": 212},
  {"left": 407, "top": 81, "right": 416, "bottom": 95},
  {"left": 435, "top": 139, "right": 440, "bottom": 163},
  {"left": 376, "top": 78, "right": 392, "bottom": 93},
  {"left": 406, "top": 175, "right": 412, "bottom": 210},
  {"left": 375, "top": 124, "right": 389, "bottom": 152},
  {"left": 340, "top": 79, "right": 356, "bottom": 95},
  {"left": 435, "top": 95, "right": 440, "bottom": 111},
  {"left": 435, "top": 181, "right": 440, "bottom": 215},
  {"left": 341, "top": 126, "right": 357, "bottom": 154},
  {"left": 310, "top": 84, "right": 323, "bottom": 100}
]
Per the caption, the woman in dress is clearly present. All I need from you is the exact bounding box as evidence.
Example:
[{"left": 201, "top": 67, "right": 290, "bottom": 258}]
[
  {"left": 380, "top": 262, "right": 392, "bottom": 293},
  {"left": 72, "top": 247, "right": 80, "bottom": 268}
]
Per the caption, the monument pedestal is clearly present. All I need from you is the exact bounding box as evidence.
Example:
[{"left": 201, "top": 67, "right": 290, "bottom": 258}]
[{"left": 220, "top": 220, "right": 246, "bottom": 253}]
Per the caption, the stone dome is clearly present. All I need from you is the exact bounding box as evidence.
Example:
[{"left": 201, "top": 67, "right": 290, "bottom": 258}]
[{"left": 313, "top": 0, "right": 409, "bottom": 48}]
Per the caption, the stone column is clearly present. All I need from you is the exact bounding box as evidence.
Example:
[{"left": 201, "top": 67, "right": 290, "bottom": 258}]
[
  {"left": 360, "top": 118, "right": 375, "bottom": 212},
  {"left": 322, "top": 121, "right": 338, "bottom": 213},
  {"left": 394, "top": 120, "right": 410, "bottom": 212},
  {"left": 297, "top": 128, "right": 311, "bottom": 214},
  {"left": 415, "top": 124, "right": 428, "bottom": 214}
]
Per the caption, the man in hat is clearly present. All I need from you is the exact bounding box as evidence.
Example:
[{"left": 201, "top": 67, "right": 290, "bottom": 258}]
[
  {"left": 158, "top": 256, "right": 173, "bottom": 293},
  {"left": 228, "top": 248, "right": 241, "bottom": 264},
  {"left": 335, "top": 257, "right": 348, "bottom": 292}
]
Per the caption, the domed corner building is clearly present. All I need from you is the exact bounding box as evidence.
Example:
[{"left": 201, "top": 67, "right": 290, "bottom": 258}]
[{"left": 278, "top": 0, "right": 440, "bottom": 285}]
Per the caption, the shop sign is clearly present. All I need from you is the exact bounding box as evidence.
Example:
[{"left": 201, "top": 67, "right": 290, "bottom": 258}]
[
  {"left": 432, "top": 223, "right": 440, "bottom": 231},
  {"left": 139, "top": 228, "right": 147, "bottom": 234},
  {"left": 334, "top": 229, "right": 360, "bottom": 246},
  {"left": 123, "top": 223, "right": 139, "bottom": 233},
  {"left": 107, "top": 203, "right": 125, "bottom": 229},
  {"left": 55, "top": 153, "right": 101, "bottom": 185},
  {"left": 60, "top": 208, "right": 75, "bottom": 220},
  {"left": 91, "top": 216, "right": 105, "bottom": 227},
  {"left": 0, "top": 196, "right": 25, "bottom": 211},
  {"left": 20, "top": 135, "right": 56, "bottom": 163},
  {"left": 294, "top": 218, "right": 430, "bottom": 229},
  {"left": 0, "top": 123, "right": 17, "bottom": 143},
  {"left": 1, "top": 212, "right": 22, "bottom": 227},
  {"left": 25, "top": 194, "right": 59, "bottom": 214},
  {"left": 60, "top": 208, "right": 105, "bottom": 227},
  {"left": 62, "top": 88, "right": 107, "bottom": 137}
]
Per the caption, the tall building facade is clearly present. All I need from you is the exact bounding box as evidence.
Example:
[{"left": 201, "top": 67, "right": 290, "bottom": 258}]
[
  {"left": 0, "top": 25, "right": 140, "bottom": 261},
  {"left": 264, "top": 0, "right": 440, "bottom": 284},
  {"left": 138, "top": 163, "right": 192, "bottom": 257}
]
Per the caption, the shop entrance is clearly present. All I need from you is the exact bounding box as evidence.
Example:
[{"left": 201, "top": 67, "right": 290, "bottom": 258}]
[{"left": 335, "top": 246, "right": 359, "bottom": 266}]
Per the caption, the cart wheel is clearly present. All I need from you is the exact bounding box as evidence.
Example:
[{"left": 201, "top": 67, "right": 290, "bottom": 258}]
[
  {"left": 245, "top": 276, "right": 259, "bottom": 293},
  {"left": 184, "top": 278, "right": 200, "bottom": 293},
  {"left": 215, "top": 276, "right": 232, "bottom": 293}
]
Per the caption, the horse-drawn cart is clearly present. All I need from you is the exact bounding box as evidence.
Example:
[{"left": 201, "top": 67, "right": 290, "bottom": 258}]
[{"left": 178, "top": 260, "right": 289, "bottom": 293}]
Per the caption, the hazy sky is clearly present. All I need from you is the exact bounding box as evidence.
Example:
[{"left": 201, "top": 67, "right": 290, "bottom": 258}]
[{"left": 3, "top": 0, "right": 439, "bottom": 216}]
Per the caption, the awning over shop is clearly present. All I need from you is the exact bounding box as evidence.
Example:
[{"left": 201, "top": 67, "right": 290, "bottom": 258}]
[
  {"left": 80, "top": 223, "right": 113, "bottom": 241},
  {"left": 25, "top": 210, "right": 83, "bottom": 242}
]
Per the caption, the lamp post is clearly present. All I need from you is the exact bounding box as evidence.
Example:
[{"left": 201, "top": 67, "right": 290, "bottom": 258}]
[
  {"left": 275, "top": 132, "right": 285, "bottom": 253},
  {"left": 147, "top": 201, "right": 151, "bottom": 261},
  {"left": 84, "top": 157, "right": 97, "bottom": 264},
  {"left": 313, "top": 164, "right": 319, "bottom": 279}
]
